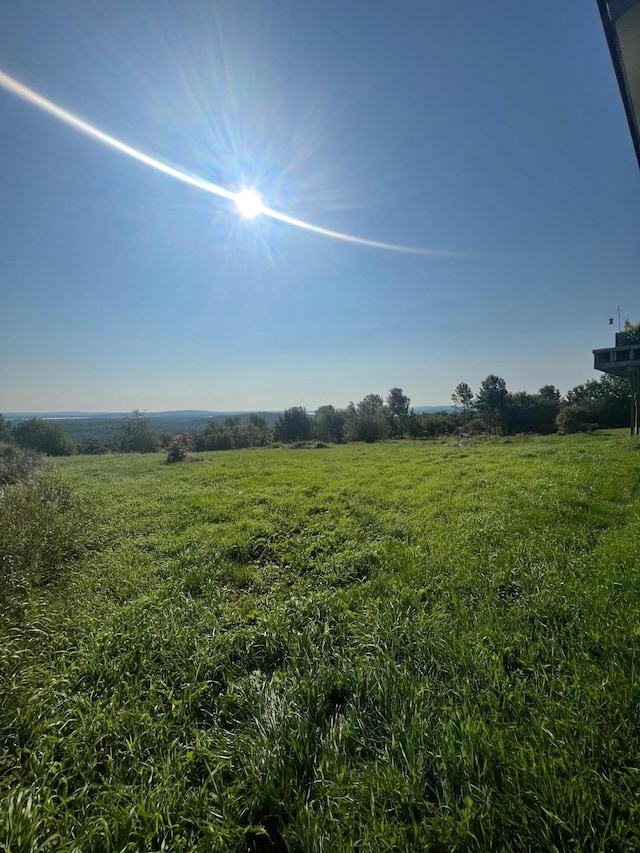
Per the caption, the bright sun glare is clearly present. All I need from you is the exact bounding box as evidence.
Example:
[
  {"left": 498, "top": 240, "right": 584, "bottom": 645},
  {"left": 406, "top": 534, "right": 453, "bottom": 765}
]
[
  {"left": 235, "top": 187, "right": 264, "bottom": 219},
  {"left": 0, "top": 69, "right": 449, "bottom": 254}
]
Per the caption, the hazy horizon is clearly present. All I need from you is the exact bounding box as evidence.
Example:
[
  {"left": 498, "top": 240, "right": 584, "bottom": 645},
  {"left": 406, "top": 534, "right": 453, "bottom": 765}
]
[{"left": 3, "top": 403, "right": 456, "bottom": 418}]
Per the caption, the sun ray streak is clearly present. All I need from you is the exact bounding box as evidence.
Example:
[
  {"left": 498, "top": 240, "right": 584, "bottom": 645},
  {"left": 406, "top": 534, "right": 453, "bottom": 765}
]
[{"left": 0, "top": 69, "right": 462, "bottom": 256}]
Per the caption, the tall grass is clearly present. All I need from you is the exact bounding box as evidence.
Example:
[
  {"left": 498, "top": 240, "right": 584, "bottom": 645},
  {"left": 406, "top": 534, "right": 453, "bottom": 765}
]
[
  {"left": 1, "top": 435, "right": 640, "bottom": 851},
  {"left": 0, "top": 444, "right": 84, "bottom": 623}
]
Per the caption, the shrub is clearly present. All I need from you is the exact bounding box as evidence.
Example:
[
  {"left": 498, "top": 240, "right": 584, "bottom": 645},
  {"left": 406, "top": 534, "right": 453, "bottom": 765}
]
[
  {"left": 464, "top": 416, "right": 488, "bottom": 435},
  {"left": 0, "top": 448, "right": 84, "bottom": 617},
  {"left": 556, "top": 404, "right": 599, "bottom": 435},
  {"left": 166, "top": 434, "right": 191, "bottom": 463},
  {"left": 77, "top": 437, "right": 109, "bottom": 455},
  {"left": 0, "top": 443, "right": 42, "bottom": 485}
]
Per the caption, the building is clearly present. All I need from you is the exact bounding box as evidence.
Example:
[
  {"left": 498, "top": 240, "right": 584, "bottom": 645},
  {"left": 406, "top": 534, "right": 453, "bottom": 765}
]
[
  {"left": 595, "top": 1, "right": 640, "bottom": 434},
  {"left": 593, "top": 328, "right": 640, "bottom": 434},
  {"left": 597, "top": 0, "right": 640, "bottom": 169}
]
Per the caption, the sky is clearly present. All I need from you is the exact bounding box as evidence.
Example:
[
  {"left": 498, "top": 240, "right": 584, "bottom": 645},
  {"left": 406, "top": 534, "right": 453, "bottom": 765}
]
[{"left": 1, "top": 0, "right": 639, "bottom": 413}]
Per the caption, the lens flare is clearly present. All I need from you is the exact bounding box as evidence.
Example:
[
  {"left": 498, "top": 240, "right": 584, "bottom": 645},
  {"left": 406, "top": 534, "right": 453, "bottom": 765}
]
[
  {"left": 235, "top": 187, "right": 264, "bottom": 219},
  {"left": 0, "top": 69, "right": 463, "bottom": 256}
]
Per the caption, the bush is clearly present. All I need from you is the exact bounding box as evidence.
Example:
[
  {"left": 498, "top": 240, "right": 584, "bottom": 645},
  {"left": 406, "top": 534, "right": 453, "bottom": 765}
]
[
  {"left": 0, "top": 448, "right": 84, "bottom": 617},
  {"left": 556, "top": 404, "right": 599, "bottom": 435},
  {"left": 0, "top": 443, "right": 42, "bottom": 485},
  {"left": 166, "top": 434, "right": 190, "bottom": 463},
  {"left": 77, "top": 437, "right": 109, "bottom": 455}
]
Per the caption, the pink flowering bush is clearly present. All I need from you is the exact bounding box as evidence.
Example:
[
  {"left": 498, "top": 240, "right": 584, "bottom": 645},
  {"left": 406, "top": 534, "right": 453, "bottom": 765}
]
[{"left": 166, "top": 434, "right": 190, "bottom": 463}]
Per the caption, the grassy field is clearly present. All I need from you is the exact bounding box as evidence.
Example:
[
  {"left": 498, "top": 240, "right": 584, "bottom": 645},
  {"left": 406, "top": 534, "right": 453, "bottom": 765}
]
[{"left": 2, "top": 434, "right": 640, "bottom": 851}]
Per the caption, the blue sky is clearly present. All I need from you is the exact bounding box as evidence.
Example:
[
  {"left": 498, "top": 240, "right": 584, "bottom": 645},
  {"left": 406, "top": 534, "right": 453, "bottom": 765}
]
[{"left": 1, "top": 0, "right": 639, "bottom": 412}]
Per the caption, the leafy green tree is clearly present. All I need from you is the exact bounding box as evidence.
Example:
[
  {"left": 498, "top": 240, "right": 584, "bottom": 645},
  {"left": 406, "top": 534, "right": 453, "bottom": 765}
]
[
  {"left": 342, "top": 402, "right": 359, "bottom": 443},
  {"left": 386, "top": 388, "right": 411, "bottom": 437},
  {"left": 355, "top": 394, "right": 389, "bottom": 443},
  {"left": 113, "top": 410, "right": 159, "bottom": 453},
  {"left": 538, "top": 385, "right": 562, "bottom": 403},
  {"left": 565, "top": 375, "right": 629, "bottom": 428},
  {"left": 228, "top": 414, "right": 270, "bottom": 449},
  {"left": 505, "top": 391, "right": 560, "bottom": 435},
  {"left": 418, "top": 411, "right": 457, "bottom": 438},
  {"left": 355, "top": 393, "right": 382, "bottom": 415},
  {"left": 567, "top": 374, "right": 628, "bottom": 404},
  {"left": 566, "top": 379, "right": 601, "bottom": 404},
  {"left": 247, "top": 413, "right": 270, "bottom": 435},
  {"left": 274, "top": 407, "right": 312, "bottom": 443},
  {"left": 223, "top": 415, "right": 241, "bottom": 430},
  {"left": 0, "top": 415, "right": 13, "bottom": 443},
  {"left": 12, "top": 418, "right": 76, "bottom": 456},
  {"left": 475, "top": 375, "right": 508, "bottom": 434},
  {"left": 239, "top": 413, "right": 270, "bottom": 447},
  {"left": 451, "top": 382, "right": 474, "bottom": 415},
  {"left": 313, "top": 405, "right": 345, "bottom": 443},
  {"left": 193, "top": 419, "right": 233, "bottom": 451}
]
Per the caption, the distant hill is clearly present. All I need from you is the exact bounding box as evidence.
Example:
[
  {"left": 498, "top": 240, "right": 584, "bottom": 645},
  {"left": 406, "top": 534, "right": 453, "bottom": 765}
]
[
  {"left": 4, "top": 410, "right": 273, "bottom": 421},
  {"left": 5, "top": 406, "right": 452, "bottom": 421},
  {"left": 3, "top": 410, "right": 282, "bottom": 444}
]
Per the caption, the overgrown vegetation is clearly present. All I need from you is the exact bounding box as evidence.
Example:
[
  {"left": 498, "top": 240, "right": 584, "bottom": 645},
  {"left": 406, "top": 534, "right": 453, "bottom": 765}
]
[
  {"left": 0, "top": 444, "right": 84, "bottom": 623},
  {"left": 1, "top": 435, "right": 640, "bottom": 850}
]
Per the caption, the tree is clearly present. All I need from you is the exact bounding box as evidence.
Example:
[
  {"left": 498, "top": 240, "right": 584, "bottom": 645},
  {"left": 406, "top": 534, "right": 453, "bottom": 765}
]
[
  {"left": 273, "top": 407, "right": 312, "bottom": 443},
  {"left": 451, "top": 382, "right": 474, "bottom": 415},
  {"left": 240, "top": 413, "right": 270, "bottom": 447},
  {"left": 505, "top": 391, "right": 560, "bottom": 435},
  {"left": 341, "top": 397, "right": 388, "bottom": 443},
  {"left": 386, "top": 388, "right": 411, "bottom": 437},
  {"left": 0, "top": 415, "right": 13, "bottom": 443},
  {"left": 12, "top": 418, "right": 76, "bottom": 456},
  {"left": 406, "top": 411, "right": 425, "bottom": 439},
  {"left": 475, "top": 375, "right": 508, "bottom": 434},
  {"left": 356, "top": 394, "right": 389, "bottom": 443},
  {"left": 342, "top": 402, "right": 359, "bottom": 443},
  {"left": 194, "top": 420, "right": 234, "bottom": 451},
  {"left": 538, "top": 385, "right": 562, "bottom": 403},
  {"left": 247, "top": 413, "right": 270, "bottom": 434},
  {"left": 313, "top": 405, "right": 345, "bottom": 443},
  {"left": 565, "top": 375, "right": 629, "bottom": 428},
  {"left": 113, "top": 410, "right": 159, "bottom": 453},
  {"left": 404, "top": 409, "right": 462, "bottom": 440}
]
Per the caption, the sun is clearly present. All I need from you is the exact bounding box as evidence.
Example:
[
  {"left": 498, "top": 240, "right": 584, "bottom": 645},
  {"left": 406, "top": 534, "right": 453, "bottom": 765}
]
[{"left": 235, "top": 187, "right": 264, "bottom": 219}]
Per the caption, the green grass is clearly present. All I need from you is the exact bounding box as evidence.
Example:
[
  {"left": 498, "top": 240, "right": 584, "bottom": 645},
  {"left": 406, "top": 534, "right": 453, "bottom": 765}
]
[
  {"left": 2, "top": 434, "right": 640, "bottom": 851},
  {"left": 0, "top": 446, "right": 86, "bottom": 623}
]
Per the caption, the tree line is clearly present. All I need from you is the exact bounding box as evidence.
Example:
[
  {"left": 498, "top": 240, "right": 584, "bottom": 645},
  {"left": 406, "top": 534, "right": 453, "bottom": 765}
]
[{"left": 0, "top": 372, "right": 633, "bottom": 457}]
